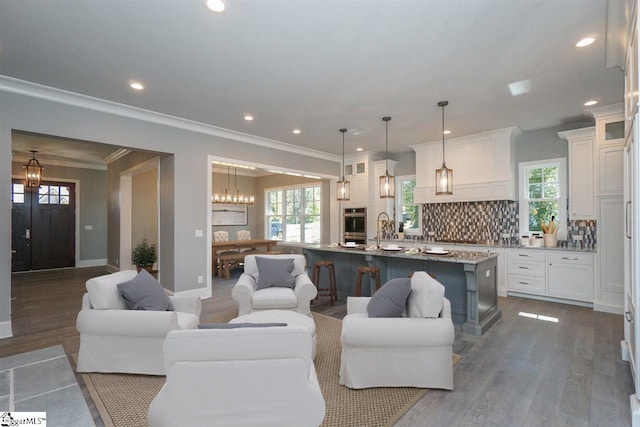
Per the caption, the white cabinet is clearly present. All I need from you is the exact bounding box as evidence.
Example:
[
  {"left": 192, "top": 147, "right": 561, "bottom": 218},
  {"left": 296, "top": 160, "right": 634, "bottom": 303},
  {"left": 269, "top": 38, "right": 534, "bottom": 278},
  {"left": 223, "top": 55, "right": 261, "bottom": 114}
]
[
  {"left": 595, "top": 196, "right": 624, "bottom": 313},
  {"left": 507, "top": 249, "right": 546, "bottom": 296},
  {"left": 410, "top": 127, "right": 518, "bottom": 203},
  {"left": 547, "top": 252, "right": 594, "bottom": 302},
  {"left": 559, "top": 127, "right": 596, "bottom": 220},
  {"left": 506, "top": 248, "right": 595, "bottom": 304},
  {"left": 597, "top": 142, "right": 625, "bottom": 196}
]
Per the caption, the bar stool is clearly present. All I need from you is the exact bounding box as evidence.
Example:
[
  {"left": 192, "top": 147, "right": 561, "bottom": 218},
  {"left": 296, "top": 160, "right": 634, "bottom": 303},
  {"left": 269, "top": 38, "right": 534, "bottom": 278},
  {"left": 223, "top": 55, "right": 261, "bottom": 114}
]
[
  {"left": 356, "top": 266, "right": 381, "bottom": 296},
  {"left": 312, "top": 261, "right": 337, "bottom": 306}
]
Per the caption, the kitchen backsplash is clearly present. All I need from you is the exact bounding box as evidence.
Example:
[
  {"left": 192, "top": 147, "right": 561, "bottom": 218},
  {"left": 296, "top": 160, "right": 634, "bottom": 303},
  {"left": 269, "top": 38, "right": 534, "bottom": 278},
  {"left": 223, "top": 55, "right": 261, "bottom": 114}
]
[{"left": 420, "top": 200, "right": 597, "bottom": 245}]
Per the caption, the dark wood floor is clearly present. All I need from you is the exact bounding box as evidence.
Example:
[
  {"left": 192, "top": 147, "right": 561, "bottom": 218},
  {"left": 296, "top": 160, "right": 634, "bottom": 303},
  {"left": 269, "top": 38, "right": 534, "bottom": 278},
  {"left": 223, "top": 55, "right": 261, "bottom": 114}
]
[{"left": 3, "top": 266, "right": 635, "bottom": 426}]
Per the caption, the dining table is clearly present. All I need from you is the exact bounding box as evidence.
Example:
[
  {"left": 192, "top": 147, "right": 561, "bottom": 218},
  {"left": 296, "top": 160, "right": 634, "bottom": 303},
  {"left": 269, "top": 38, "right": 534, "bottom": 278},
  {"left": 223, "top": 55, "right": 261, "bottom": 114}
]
[{"left": 212, "top": 239, "right": 279, "bottom": 279}]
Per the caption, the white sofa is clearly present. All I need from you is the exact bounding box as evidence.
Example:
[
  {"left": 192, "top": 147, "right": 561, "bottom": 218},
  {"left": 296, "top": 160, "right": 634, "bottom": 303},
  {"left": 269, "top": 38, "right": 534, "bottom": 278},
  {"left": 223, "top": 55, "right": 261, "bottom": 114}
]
[
  {"left": 147, "top": 326, "right": 326, "bottom": 427},
  {"left": 76, "top": 270, "right": 201, "bottom": 375},
  {"left": 232, "top": 254, "right": 317, "bottom": 316},
  {"left": 339, "top": 296, "right": 455, "bottom": 389}
]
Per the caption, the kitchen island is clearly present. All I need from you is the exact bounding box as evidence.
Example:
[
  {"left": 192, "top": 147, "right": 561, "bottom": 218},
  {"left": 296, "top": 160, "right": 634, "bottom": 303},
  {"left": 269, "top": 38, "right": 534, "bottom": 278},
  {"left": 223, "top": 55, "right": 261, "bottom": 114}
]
[{"left": 303, "top": 244, "right": 501, "bottom": 336}]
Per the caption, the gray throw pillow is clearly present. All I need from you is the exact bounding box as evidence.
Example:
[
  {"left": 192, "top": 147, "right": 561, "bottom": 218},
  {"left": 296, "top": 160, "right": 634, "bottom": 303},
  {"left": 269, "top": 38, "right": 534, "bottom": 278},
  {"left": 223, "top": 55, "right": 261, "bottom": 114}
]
[
  {"left": 255, "top": 257, "right": 296, "bottom": 290},
  {"left": 117, "top": 269, "right": 173, "bottom": 311},
  {"left": 198, "top": 322, "right": 287, "bottom": 329},
  {"left": 367, "top": 277, "right": 412, "bottom": 317}
]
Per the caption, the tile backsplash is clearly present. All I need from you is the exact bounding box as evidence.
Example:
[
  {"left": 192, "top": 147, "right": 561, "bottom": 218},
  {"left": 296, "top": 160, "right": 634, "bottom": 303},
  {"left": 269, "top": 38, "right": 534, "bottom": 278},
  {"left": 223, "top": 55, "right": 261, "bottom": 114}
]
[{"left": 421, "top": 200, "right": 597, "bottom": 245}]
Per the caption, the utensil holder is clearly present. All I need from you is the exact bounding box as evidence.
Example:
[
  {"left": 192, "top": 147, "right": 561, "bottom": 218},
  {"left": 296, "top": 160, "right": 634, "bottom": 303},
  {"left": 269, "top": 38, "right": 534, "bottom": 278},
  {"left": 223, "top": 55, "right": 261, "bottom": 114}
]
[{"left": 543, "top": 234, "right": 557, "bottom": 247}]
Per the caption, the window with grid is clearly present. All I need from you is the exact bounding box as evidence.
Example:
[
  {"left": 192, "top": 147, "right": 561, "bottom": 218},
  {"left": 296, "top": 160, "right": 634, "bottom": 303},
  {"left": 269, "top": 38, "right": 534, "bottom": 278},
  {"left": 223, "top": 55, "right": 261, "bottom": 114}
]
[
  {"left": 396, "top": 176, "right": 421, "bottom": 234},
  {"left": 266, "top": 184, "right": 321, "bottom": 243},
  {"left": 38, "top": 185, "right": 71, "bottom": 205},
  {"left": 11, "top": 183, "right": 25, "bottom": 204},
  {"left": 518, "top": 158, "right": 566, "bottom": 237}
]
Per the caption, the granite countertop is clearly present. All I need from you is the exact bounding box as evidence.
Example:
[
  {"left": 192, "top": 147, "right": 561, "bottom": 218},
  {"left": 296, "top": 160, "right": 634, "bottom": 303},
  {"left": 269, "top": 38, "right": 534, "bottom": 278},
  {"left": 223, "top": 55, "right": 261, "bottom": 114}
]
[
  {"left": 367, "top": 238, "right": 597, "bottom": 253},
  {"left": 304, "top": 244, "right": 499, "bottom": 265}
]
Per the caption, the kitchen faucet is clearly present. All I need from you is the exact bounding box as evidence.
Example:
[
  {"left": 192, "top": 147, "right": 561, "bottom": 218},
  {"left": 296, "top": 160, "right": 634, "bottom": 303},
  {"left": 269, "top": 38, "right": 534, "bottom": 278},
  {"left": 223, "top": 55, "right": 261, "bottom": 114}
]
[{"left": 376, "top": 211, "right": 390, "bottom": 248}]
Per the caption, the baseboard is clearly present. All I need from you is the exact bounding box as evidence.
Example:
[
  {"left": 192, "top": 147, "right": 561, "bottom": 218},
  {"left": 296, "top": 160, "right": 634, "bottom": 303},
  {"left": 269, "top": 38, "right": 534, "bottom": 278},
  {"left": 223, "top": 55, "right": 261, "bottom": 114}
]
[
  {"left": 77, "top": 258, "right": 108, "bottom": 268},
  {"left": 0, "top": 321, "right": 13, "bottom": 339},
  {"left": 106, "top": 264, "right": 120, "bottom": 273},
  {"left": 173, "top": 287, "right": 210, "bottom": 299},
  {"left": 593, "top": 302, "right": 624, "bottom": 315},
  {"left": 506, "top": 291, "right": 593, "bottom": 308}
]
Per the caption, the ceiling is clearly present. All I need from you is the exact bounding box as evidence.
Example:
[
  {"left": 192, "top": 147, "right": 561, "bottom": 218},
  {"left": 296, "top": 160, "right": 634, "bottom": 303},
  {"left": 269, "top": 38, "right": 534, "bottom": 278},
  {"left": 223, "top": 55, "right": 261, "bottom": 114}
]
[{"left": 0, "top": 0, "right": 623, "bottom": 161}]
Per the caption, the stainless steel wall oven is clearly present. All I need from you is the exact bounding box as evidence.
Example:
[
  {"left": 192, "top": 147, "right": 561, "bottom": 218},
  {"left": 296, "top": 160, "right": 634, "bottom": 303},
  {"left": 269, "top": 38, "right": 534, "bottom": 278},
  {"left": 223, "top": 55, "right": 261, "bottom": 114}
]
[{"left": 343, "top": 207, "right": 367, "bottom": 244}]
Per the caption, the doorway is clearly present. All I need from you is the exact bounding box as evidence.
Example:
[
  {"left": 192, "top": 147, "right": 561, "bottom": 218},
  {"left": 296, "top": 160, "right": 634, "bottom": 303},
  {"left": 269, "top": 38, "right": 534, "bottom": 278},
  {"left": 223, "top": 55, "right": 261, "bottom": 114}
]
[{"left": 11, "top": 179, "right": 76, "bottom": 272}]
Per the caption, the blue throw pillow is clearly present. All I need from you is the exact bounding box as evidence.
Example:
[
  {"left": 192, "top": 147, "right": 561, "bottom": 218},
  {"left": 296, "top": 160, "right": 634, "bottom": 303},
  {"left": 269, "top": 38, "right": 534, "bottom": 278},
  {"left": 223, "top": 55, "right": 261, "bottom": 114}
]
[
  {"left": 367, "top": 278, "right": 412, "bottom": 317},
  {"left": 255, "top": 257, "right": 296, "bottom": 290},
  {"left": 117, "top": 269, "right": 173, "bottom": 311}
]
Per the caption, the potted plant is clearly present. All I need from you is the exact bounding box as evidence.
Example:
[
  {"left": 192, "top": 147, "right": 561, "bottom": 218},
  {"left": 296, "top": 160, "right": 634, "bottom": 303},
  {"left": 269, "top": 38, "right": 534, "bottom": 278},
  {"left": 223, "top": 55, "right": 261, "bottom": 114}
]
[{"left": 132, "top": 239, "right": 157, "bottom": 272}]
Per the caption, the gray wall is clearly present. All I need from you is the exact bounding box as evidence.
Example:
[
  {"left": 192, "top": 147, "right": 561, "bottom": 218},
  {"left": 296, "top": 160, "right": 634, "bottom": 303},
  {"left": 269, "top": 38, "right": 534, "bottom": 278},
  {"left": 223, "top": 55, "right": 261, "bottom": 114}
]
[
  {"left": 132, "top": 167, "right": 158, "bottom": 249},
  {"left": 392, "top": 151, "right": 416, "bottom": 176},
  {"left": 0, "top": 90, "right": 340, "bottom": 330},
  {"left": 11, "top": 161, "right": 108, "bottom": 262}
]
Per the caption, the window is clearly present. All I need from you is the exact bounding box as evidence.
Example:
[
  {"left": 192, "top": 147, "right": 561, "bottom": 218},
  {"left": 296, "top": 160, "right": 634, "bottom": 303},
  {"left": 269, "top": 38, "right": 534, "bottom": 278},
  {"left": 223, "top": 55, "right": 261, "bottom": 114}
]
[
  {"left": 38, "top": 185, "right": 70, "bottom": 205},
  {"left": 518, "top": 158, "right": 567, "bottom": 239},
  {"left": 11, "top": 183, "right": 25, "bottom": 204},
  {"left": 266, "top": 184, "right": 321, "bottom": 243},
  {"left": 396, "top": 176, "right": 421, "bottom": 234}
]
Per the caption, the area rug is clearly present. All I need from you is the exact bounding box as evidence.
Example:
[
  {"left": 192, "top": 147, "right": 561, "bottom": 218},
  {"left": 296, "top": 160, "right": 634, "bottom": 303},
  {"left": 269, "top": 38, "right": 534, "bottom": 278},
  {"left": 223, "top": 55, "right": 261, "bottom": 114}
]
[{"left": 80, "top": 313, "right": 461, "bottom": 427}]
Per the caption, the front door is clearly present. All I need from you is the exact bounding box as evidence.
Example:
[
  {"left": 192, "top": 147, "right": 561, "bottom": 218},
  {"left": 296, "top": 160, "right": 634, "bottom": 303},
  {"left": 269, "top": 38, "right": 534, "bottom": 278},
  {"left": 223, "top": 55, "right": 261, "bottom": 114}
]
[{"left": 11, "top": 180, "right": 76, "bottom": 272}]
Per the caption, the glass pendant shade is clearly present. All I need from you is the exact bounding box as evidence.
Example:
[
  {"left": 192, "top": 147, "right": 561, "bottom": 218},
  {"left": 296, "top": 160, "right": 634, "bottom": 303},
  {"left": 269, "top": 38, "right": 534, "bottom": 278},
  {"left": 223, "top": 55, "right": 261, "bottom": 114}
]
[
  {"left": 337, "top": 180, "right": 350, "bottom": 201},
  {"left": 435, "top": 100, "right": 453, "bottom": 196},
  {"left": 380, "top": 116, "right": 395, "bottom": 198},
  {"left": 23, "top": 150, "right": 43, "bottom": 188},
  {"left": 379, "top": 172, "right": 395, "bottom": 198},
  {"left": 435, "top": 163, "right": 453, "bottom": 195},
  {"left": 337, "top": 128, "right": 350, "bottom": 201}
]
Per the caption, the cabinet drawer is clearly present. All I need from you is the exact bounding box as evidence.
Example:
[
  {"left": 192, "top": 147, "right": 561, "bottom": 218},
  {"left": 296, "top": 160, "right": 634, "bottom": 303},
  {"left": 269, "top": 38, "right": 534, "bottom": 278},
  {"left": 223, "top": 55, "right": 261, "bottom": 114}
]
[
  {"left": 508, "top": 274, "right": 546, "bottom": 294},
  {"left": 508, "top": 260, "right": 545, "bottom": 277},
  {"left": 508, "top": 249, "right": 546, "bottom": 262},
  {"left": 547, "top": 252, "right": 594, "bottom": 265}
]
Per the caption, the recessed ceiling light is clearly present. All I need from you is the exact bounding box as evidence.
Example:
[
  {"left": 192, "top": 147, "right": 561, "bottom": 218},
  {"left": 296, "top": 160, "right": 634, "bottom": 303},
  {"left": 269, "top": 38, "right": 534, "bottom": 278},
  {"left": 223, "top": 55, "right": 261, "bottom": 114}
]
[
  {"left": 244, "top": 115, "right": 254, "bottom": 121},
  {"left": 129, "top": 81, "right": 144, "bottom": 91},
  {"left": 292, "top": 129, "right": 301, "bottom": 134},
  {"left": 584, "top": 100, "right": 598, "bottom": 106},
  {"left": 443, "top": 130, "right": 451, "bottom": 135},
  {"left": 204, "top": 0, "right": 226, "bottom": 13},
  {"left": 576, "top": 37, "right": 596, "bottom": 48},
  {"left": 356, "top": 148, "right": 363, "bottom": 152}
]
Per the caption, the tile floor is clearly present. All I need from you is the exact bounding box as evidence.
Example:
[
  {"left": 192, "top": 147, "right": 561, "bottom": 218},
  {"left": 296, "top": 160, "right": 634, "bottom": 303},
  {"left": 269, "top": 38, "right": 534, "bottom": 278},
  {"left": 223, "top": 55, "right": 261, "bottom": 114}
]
[{"left": 0, "top": 345, "right": 94, "bottom": 426}]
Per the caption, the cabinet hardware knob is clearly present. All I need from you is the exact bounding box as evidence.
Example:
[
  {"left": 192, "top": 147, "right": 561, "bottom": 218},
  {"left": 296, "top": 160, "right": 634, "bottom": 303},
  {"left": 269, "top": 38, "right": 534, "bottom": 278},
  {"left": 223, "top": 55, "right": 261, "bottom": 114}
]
[
  {"left": 626, "top": 311, "right": 634, "bottom": 323},
  {"left": 518, "top": 254, "right": 530, "bottom": 257},
  {"left": 518, "top": 266, "right": 529, "bottom": 269},
  {"left": 518, "top": 281, "right": 529, "bottom": 285},
  {"left": 561, "top": 257, "right": 578, "bottom": 261}
]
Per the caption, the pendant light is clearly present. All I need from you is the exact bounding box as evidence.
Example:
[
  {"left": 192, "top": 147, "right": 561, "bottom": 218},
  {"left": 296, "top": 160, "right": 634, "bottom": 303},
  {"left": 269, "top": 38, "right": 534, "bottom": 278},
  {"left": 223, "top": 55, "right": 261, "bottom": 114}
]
[
  {"left": 379, "top": 116, "right": 395, "bottom": 198},
  {"left": 337, "top": 128, "right": 350, "bottom": 201},
  {"left": 435, "top": 101, "right": 453, "bottom": 195},
  {"left": 23, "top": 150, "right": 44, "bottom": 188}
]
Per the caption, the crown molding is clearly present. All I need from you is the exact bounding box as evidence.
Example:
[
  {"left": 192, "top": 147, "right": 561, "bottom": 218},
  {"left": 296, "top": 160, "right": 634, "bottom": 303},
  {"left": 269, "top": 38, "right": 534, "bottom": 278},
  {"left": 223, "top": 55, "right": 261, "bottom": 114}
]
[
  {"left": 0, "top": 75, "right": 340, "bottom": 163},
  {"left": 12, "top": 153, "right": 107, "bottom": 171}
]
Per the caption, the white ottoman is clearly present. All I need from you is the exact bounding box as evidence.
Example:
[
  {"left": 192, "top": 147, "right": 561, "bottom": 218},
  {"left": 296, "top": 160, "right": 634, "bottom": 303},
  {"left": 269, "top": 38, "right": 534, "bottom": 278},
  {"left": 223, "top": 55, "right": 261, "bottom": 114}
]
[{"left": 230, "top": 310, "right": 317, "bottom": 359}]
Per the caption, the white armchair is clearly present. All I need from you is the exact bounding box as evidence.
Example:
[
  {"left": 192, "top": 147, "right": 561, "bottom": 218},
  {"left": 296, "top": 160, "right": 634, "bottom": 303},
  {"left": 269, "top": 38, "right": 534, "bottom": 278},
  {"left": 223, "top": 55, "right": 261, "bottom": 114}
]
[
  {"left": 76, "top": 270, "right": 201, "bottom": 375},
  {"left": 147, "top": 326, "right": 326, "bottom": 427},
  {"left": 232, "top": 254, "right": 317, "bottom": 317},
  {"left": 339, "top": 296, "right": 455, "bottom": 389}
]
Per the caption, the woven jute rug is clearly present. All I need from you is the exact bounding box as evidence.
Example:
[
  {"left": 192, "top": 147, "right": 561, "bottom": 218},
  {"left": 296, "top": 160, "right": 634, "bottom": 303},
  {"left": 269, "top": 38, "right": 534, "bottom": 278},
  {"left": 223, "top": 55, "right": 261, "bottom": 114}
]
[{"left": 80, "top": 313, "right": 461, "bottom": 427}]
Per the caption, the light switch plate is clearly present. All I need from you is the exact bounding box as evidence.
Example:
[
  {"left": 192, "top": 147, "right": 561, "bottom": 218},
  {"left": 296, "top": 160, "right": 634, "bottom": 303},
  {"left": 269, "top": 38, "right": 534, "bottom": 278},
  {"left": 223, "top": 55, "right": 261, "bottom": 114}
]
[
  {"left": 573, "top": 234, "right": 583, "bottom": 241},
  {"left": 84, "top": 225, "right": 93, "bottom": 230}
]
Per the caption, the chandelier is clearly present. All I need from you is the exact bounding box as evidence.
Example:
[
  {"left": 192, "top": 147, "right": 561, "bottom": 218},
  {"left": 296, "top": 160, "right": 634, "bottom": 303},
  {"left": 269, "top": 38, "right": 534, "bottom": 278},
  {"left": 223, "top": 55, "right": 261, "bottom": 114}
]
[
  {"left": 212, "top": 166, "right": 255, "bottom": 205},
  {"left": 23, "top": 150, "right": 44, "bottom": 188}
]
